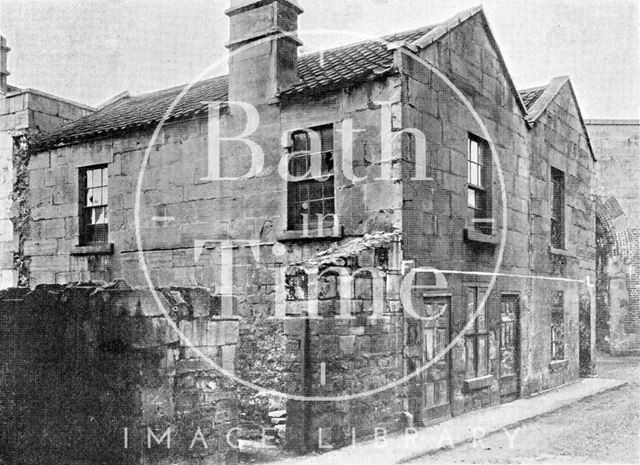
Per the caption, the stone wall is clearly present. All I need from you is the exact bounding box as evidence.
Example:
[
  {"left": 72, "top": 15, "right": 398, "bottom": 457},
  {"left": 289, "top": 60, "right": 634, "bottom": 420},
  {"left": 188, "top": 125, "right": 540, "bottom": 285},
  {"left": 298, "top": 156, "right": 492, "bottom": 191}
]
[
  {"left": 0, "top": 89, "right": 94, "bottom": 289},
  {"left": 283, "top": 234, "right": 405, "bottom": 450},
  {"left": 526, "top": 82, "right": 596, "bottom": 383},
  {"left": 0, "top": 282, "right": 239, "bottom": 465},
  {"left": 399, "top": 13, "right": 595, "bottom": 407},
  {"left": 587, "top": 120, "right": 640, "bottom": 354}
]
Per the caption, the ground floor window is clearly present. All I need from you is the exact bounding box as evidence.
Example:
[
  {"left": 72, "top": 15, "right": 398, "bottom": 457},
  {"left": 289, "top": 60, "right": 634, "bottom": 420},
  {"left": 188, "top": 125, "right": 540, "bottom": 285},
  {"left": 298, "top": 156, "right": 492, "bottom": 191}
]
[
  {"left": 465, "top": 287, "right": 489, "bottom": 378},
  {"left": 551, "top": 291, "right": 565, "bottom": 360}
]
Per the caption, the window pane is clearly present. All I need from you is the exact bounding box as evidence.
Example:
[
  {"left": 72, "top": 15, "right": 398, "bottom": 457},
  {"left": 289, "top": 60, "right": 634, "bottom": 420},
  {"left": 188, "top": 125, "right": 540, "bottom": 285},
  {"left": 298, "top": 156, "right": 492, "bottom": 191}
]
[
  {"left": 477, "top": 302, "right": 487, "bottom": 332},
  {"left": 309, "top": 181, "right": 322, "bottom": 201},
  {"left": 321, "top": 152, "right": 334, "bottom": 175},
  {"left": 468, "top": 188, "right": 476, "bottom": 209},
  {"left": 292, "top": 131, "right": 309, "bottom": 152},
  {"left": 322, "top": 178, "right": 335, "bottom": 198},
  {"left": 475, "top": 190, "right": 485, "bottom": 212},
  {"left": 323, "top": 198, "right": 335, "bottom": 218},
  {"left": 320, "top": 126, "right": 334, "bottom": 152},
  {"left": 86, "top": 188, "right": 97, "bottom": 206},
  {"left": 296, "top": 183, "right": 309, "bottom": 202},
  {"left": 290, "top": 155, "right": 308, "bottom": 177},
  {"left": 102, "top": 167, "right": 108, "bottom": 186},
  {"left": 87, "top": 169, "right": 95, "bottom": 188},
  {"left": 102, "top": 186, "right": 108, "bottom": 204},
  {"left": 309, "top": 200, "right": 323, "bottom": 218},
  {"left": 465, "top": 336, "right": 476, "bottom": 376},
  {"left": 478, "top": 335, "right": 488, "bottom": 376},
  {"left": 469, "top": 139, "right": 478, "bottom": 163},
  {"left": 467, "top": 288, "right": 476, "bottom": 329},
  {"left": 91, "top": 207, "right": 106, "bottom": 225}
]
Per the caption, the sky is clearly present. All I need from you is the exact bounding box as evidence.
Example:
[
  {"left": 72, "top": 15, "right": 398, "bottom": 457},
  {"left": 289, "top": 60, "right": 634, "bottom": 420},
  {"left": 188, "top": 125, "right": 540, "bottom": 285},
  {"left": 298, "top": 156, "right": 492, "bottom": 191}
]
[{"left": 0, "top": 0, "right": 638, "bottom": 119}]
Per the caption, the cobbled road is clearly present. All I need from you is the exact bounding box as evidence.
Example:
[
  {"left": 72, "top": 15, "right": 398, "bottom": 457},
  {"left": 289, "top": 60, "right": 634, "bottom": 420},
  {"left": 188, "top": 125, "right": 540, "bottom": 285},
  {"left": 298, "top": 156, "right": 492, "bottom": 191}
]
[{"left": 410, "top": 355, "right": 639, "bottom": 464}]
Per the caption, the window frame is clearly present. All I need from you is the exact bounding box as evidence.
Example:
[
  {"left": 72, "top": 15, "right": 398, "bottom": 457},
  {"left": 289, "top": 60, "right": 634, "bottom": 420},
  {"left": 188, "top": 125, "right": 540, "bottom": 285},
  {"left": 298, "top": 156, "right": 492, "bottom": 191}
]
[
  {"left": 467, "top": 134, "right": 492, "bottom": 234},
  {"left": 78, "top": 164, "right": 109, "bottom": 246},
  {"left": 465, "top": 286, "right": 490, "bottom": 379},
  {"left": 550, "top": 167, "right": 565, "bottom": 249},
  {"left": 286, "top": 124, "right": 336, "bottom": 232}
]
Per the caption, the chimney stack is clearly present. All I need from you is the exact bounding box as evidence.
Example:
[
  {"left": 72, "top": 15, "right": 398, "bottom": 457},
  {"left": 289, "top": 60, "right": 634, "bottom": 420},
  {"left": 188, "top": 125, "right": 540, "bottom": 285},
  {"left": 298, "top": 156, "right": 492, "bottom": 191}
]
[
  {"left": 0, "top": 36, "right": 9, "bottom": 95},
  {"left": 225, "top": 0, "right": 303, "bottom": 102}
]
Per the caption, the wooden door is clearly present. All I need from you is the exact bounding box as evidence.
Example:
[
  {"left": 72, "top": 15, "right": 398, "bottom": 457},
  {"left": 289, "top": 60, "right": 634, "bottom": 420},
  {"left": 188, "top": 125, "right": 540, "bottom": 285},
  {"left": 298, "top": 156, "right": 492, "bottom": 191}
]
[
  {"left": 419, "top": 296, "right": 451, "bottom": 423},
  {"left": 499, "top": 294, "right": 520, "bottom": 401}
]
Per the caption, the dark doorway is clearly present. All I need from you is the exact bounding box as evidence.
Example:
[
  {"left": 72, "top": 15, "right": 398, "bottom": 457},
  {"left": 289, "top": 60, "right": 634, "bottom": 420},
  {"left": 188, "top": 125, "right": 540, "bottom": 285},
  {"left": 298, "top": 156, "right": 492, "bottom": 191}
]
[
  {"left": 579, "top": 295, "right": 594, "bottom": 377},
  {"left": 499, "top": 294, "right": 520, "bottom": 401}
]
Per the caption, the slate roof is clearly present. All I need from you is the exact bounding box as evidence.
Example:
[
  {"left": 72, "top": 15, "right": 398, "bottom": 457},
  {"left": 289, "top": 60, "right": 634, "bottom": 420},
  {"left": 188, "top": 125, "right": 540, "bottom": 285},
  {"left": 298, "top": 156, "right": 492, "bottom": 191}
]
[
  {"left": 38, "top": 26, "right": 434, "bottom": 149},
  {"left": 518, "top": 85, "right": 547, "bottom": 111}
]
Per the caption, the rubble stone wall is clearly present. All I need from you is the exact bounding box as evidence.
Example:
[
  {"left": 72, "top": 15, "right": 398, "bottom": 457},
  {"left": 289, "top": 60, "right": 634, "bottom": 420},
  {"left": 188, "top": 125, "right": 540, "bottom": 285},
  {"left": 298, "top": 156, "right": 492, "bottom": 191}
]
[{"left": 0, "top": 282, "right": 239, "bottom": 465}]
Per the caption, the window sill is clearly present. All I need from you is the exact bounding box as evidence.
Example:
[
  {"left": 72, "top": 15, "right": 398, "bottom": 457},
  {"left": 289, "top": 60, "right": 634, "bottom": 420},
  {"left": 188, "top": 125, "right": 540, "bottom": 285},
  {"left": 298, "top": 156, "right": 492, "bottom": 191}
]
[
  {"left": 549, "top": 359, "right": 569, "bottom": 371},
  {"left": 464, "top": 228, "right": 498, "bottom": 245},
  {"left": 463, "top": 374, "right": 494, "bottom": 392},
  {"left": 277, "top": 226, "right": 344, "bottom": 242},
  {"left": 71, "top": 243, "right": 114, "bottom": 256},
  {"left": 549, "top": 246, "right": 577, "bottom": 259}
]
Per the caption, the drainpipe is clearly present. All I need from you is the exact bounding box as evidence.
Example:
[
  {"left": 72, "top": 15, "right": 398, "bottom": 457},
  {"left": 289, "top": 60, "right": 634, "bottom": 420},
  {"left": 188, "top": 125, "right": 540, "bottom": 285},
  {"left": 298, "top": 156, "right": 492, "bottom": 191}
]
[{"left": 300, "top": 317, "right": 312, "bottom": 451}]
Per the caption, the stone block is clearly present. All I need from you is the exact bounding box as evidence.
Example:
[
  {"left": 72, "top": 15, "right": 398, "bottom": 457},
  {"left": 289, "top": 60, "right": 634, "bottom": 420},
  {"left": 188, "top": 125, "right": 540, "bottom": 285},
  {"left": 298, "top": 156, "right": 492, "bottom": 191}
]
[
  {"left": 208, "top": 320, "right": 239, "bottom": 346},
  {"left": 24, "top": 239, "right": 57, "bottom": 256},
  {"left": 339, "top": 335, "right": 356, "bottom": 355},
  {"left": 221, "top": 345, "right": 236, "bottom": 372}
]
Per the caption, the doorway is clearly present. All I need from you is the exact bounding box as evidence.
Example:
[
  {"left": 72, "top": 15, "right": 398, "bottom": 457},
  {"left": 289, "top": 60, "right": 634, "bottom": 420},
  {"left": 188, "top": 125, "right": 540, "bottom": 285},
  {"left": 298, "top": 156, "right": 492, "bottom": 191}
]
[
  {"left": 406, "top": 295, "right": 452, "bottom": 424},
  {"left": 499, "top": 294, "right": 520, "bottom": 401}
]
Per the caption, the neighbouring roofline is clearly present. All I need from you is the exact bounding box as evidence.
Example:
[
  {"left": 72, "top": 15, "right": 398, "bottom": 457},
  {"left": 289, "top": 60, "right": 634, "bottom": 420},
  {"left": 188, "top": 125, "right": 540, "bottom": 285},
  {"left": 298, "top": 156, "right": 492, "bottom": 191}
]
[
  {"left": 97, "top": 91, "right": 130, "bottom": 110},
  {"left": 524, "top": 76, "right": 569, "bottom": 123},
  {"left": 4, "top": 87, "right": 95, "bottom": 112},
  {"left": 411, "top": 5, "right": 529, "bottom": 120},
  {"left": 585, "top": 119, "right": 640, "bottom": 126},
  {"left": 526, "top": 76, "right": 596, "bottom": 161}
]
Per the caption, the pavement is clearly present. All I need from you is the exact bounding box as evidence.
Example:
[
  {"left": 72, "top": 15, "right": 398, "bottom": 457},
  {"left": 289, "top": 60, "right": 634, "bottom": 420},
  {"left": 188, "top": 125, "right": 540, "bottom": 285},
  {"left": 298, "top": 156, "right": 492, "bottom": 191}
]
[{"left": 272, "top": 377, "right": 627, "bottom": 465}]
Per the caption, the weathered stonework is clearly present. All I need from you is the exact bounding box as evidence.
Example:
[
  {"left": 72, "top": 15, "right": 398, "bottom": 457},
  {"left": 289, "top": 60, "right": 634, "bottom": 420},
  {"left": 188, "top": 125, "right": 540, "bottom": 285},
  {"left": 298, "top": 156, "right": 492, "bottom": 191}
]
[
  {"left": 0, "top": 77, "right": 94, "bottom": 288},
  {"left": 588, "top": 119, "right": 640, "bottom": 354},
  {"left": 0, "top": 282, "right": 239, "bottom": 465}
]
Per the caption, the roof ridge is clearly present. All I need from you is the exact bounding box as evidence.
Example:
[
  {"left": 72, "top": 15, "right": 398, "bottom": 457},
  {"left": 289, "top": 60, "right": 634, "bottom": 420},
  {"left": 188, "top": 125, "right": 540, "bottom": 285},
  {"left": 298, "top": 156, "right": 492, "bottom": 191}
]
[
  {"left": 297, "top": 24, "right": 437, "bottom": 58},
  {"left": 116, "top": 25, "right": 438, "bottom": 101},
  {"left": 130, "top": 74, "right": 227, "bottom": 100},
  {"left": 518, "top": 84, "right": 547, "bottom": 93}
]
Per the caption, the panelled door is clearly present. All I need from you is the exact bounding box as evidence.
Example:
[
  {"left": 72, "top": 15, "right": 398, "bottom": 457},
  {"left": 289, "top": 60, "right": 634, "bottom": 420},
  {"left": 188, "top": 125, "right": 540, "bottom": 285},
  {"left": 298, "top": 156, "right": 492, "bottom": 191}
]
[
  {"left": 499, "top": 294, "right": 520, "bottom": 401},
  {"left": 406, "top": 296, "right": 451, "bottom": 425}
]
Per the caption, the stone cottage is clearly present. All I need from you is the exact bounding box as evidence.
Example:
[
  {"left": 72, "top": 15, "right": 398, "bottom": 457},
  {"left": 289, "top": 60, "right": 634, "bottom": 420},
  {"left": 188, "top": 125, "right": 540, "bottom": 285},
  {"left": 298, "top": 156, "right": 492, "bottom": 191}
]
[
  {"left": 587, "top": 119, "right": 640, "bottom": 355},
  {"left": 7, "top": 1, "right": 596, "bottom": 455}
]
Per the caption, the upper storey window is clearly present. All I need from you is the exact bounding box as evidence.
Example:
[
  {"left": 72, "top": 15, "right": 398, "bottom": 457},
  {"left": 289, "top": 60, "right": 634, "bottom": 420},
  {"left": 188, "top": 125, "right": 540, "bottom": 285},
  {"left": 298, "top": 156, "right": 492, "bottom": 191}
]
[
  {"left": 79, "top": 165, "right": 108, "bottom": 245},
  {"left": 287, "top": 125, "right": 335, "bottom": 231},
  {"left": 550, "top": 167, "right": 565, "bottom": 249},
  {"left": 467, "top": 135, "right": 491, "bottom": 234}
]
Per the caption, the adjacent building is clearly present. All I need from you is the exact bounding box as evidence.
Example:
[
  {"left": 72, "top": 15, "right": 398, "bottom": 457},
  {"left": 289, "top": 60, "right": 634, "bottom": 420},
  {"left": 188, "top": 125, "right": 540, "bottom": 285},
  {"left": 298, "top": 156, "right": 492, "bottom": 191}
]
[
  {"left": 588, "top": 119, "right": 640, "bottom": 355},
  {"left": 5, "top": 2, "right": 596, "bottom": 453}
]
